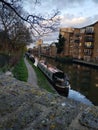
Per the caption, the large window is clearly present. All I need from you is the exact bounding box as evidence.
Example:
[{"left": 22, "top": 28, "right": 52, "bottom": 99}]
[
  {"left": 84, "top": 49, "right": 92, "bottom": 56},
  {"left": 85, "top": 26, "right": 94, "bottom": 34},
  {"left": 85, "top": 42, "right": 94, "bottom": 48}
]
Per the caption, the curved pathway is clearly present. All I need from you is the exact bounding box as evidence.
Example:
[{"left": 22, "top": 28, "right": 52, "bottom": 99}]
[
  {"left": 24, "top": 57, "right": 56, "bottom": 93},
  {"left": 24, "top": 57, "right": 39, "bottom": 88}
]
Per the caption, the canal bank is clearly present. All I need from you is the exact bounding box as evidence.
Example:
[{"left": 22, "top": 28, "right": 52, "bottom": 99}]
[
  {"left": 0, "top": 73, "right": 98, "bottom": 130},
  {"left": 73, "top": 59, "right": 98, "bottom": 68},
  {"left": 41, "top": 54, "right": 98, "bottom": 68},
  {"left": 40, "top": 55, "right": 98, "bottom": 106}
]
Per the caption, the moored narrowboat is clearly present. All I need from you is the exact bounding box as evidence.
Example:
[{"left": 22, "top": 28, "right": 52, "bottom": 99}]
[{"left": 37, "top": 60, "right": 70, "bottom": 93}]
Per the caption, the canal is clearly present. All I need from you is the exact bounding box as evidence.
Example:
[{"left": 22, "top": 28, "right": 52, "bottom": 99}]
[{"left": 45, "top": 58, "right": 98, "bottom": 106}]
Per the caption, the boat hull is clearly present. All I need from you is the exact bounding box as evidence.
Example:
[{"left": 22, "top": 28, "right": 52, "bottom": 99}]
[{"left": 37, "top": 61, "right": 70, "bottom": 95}]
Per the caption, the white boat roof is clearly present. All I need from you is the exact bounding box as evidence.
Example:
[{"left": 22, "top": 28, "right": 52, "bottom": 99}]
[
  {"left": 40, "top": 60, "right": 63, "bottom": 73},
  {"left": 48, "top": 67, "right": 59, "bottom": 73}
]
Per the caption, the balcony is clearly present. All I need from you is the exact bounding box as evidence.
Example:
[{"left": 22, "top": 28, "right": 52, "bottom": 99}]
[
  {"left": 85, "top": 27, "right": 94, "bottom": 35},
  {"left": 85, "top": 31, "right": 94, "bottom": 35},
  {"left": 84, "top": 49, "right": 93, "bottom": 56},
  {"left": 84, "top": 42, "right": 94, "bottom": 49},
  {"left": 75, "top": 33, "right": 80, "bottom": 37},
  {"left": 85, "top": 36, "right": 94, "bottom": 42},
  {"left": 74, "top": 39, "right": 80, "bottom": 43}
]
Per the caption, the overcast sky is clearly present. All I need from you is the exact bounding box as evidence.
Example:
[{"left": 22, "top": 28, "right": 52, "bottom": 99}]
[{"left": 23, "top": 0, "right": 98, "bottom": 46}]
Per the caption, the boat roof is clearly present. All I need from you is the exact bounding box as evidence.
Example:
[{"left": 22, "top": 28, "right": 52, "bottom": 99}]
[
  {"left": 48, "top": 67, "right": 60, "bottom": 73},
  {"left": 40, "top": 60, "right": 63, "bottom": 73}
]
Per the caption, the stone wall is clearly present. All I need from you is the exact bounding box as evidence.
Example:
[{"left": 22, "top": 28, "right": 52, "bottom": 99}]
[{"left": 0, "top": 73, "right": 97, "bottom": 130}]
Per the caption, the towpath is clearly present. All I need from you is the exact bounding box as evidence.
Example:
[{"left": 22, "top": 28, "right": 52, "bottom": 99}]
[
  {"left": 24, "top": 57, "right": 57, "bottom": 93},
  {"left": 24, "top": 57, "right": 39, "bottom": 88}
]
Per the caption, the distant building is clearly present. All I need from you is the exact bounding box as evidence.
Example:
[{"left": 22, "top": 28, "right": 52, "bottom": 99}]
[
  {"left": 50, "top": 43, "right": 57, "bottom": 57},
  {"left": 33, "top": 22, "right": 98, "bottom": 61},
  {"left": 40, "top": 44, "right": 50, "bottom": 55},
  {"left": 36, "top": 39, "right": 43, "bottom": 46}
]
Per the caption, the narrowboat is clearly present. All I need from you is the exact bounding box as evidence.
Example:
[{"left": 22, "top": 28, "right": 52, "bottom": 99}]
[
  {"left": 25, "top": 52, "right": 35, "bottom": 63},
  {"left": 37, "top": 60, "right": 70, "bottom": 92}
]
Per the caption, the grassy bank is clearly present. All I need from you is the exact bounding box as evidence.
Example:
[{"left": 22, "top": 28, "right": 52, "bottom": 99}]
[
  {"left": 27, "top": 58, "right": 55, "bottom": 93},
  {"left": 12, "top": 56, "right": 28, "bottom": 81}
]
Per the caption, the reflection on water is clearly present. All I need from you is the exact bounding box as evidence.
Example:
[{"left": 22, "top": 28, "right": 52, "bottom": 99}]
[
  {"left": 68, "top": 89, "right": 93, "bottom": 106},
  {"left": 46, "top": 58, "right": 98, "bottom": 106}
]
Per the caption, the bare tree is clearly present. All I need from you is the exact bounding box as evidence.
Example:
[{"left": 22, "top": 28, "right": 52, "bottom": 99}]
[
  {"left": 10, "top": 21, "right": 33, "bottom": 51},
  {"left": 0, "top": 0, "right": 60, "bottom": 37},
  {"left": 0, "top": 2, "right": 32, "bottom": 53}
]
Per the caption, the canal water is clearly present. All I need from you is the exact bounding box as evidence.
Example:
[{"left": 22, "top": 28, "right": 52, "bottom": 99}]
[{"left": 45, "top": 58, "right": 98, "bottom": 106}]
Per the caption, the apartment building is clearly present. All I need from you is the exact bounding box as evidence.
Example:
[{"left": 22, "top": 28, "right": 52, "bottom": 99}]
[
  {"left": 33, "top": 21, "right": 98, "bottom": 61},
  {"left": 60, "top": 27, "right": 83, "bottom": 59},
  {"left": 60, "top": 21, "right": 98, "bottom": 61}
]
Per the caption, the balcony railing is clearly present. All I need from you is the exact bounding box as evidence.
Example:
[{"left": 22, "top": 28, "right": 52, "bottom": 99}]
[
  {"left": 85, "top": 27, "right": 94, "bottom": 34},
  {"left": 84, "top": 49, "right": 93, "bottom": 56},
  {"left": 85, "top": 37, "right": 94, "bottom": 42},
  {"left": 75, "top": 33, "right": 80, "bottom": 37},
  {"left": 84, "top": 52, "right": 92, "bottom": 56},
  {"left": 84, "top": 45, "right": 94, "bottom": 49},
  {"left": 85, "top": 30, "right": 94, "bottom": 35},
  {"left": 74, "top": 39, "right": 80, "bottom": 43}
]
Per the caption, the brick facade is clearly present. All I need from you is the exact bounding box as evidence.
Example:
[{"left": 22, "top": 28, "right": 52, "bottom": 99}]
[{"left": 60, "top": 21, "right": 98, "bottom": 61}]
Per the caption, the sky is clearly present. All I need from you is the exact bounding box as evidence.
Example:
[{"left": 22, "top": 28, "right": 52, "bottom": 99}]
[{"left": 23, "top": 0, "right": 98, "bottom": 46}]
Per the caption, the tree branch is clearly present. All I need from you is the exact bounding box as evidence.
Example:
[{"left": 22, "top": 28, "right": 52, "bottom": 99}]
[{"left": 0, "top": 0, "right": 60, "bottom": 36}]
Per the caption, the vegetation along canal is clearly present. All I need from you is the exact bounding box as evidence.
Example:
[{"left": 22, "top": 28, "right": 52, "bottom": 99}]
[{"left": 45, "top": 58, "right": 98, "bottom": 106}]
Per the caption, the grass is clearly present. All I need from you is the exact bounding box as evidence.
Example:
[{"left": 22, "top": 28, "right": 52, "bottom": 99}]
[
  {"left": 12, "top": 56, "right": 28, "bottom": 82},
  {"left": 27, "top": 58, "right": 56, "bottom": 93}
]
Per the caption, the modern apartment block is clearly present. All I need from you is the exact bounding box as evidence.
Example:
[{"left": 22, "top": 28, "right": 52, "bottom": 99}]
[{"left": 60, "top": 21, "right": 98, "bottom": 61}]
